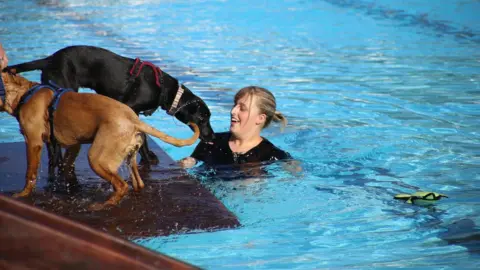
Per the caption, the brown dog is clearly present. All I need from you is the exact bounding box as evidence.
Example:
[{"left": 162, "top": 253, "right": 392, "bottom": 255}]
[{"left": 0, "top": 72, "right": 199, "bottom": 210}]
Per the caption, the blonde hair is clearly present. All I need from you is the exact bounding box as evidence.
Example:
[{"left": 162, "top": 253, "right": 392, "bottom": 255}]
[{"left": 234, "top": 86, "right": 287, "bottom": 130}]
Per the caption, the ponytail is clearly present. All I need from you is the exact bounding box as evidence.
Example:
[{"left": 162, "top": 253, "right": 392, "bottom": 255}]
[{"left": 272, "top": 111, "right": 287, "bottom": 132}]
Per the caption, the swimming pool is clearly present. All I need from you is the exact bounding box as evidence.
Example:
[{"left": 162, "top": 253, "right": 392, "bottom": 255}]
[{"left": 1, "top": 0, "right": 479, "bottom": 269}]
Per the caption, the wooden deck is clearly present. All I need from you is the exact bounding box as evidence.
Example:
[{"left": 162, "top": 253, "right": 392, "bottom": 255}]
[
  {"left": 0, "top": 137, "right": 240, "bottom": 268},
  {"left": 0, "top": 137, "right": 240, "bottom": 239}
]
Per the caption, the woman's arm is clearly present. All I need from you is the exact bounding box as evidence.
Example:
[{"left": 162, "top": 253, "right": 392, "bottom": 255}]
[
  {"left": 271, "top": 148, "right": 302, "bottom": 176},
  {"left": 178, "top": 138, "right": 211, "bottom": 168}
]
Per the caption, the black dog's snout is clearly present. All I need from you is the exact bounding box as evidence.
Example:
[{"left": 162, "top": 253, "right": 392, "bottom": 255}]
[{"left": 199, "top": 122, "right": 215, "bottom": 142}]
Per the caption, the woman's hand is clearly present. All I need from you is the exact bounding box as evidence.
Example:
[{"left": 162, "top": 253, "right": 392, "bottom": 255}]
[
  {"left": 282, "top": 160, "right": 303, "bottom": 176},
  {"left": 178, "top": 157, "right": 197, "bottom": 168}
]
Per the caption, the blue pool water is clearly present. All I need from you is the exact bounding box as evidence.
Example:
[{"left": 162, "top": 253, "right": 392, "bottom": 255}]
[{"left": 1, "top": 0, "right": 479, "bottom": 269}]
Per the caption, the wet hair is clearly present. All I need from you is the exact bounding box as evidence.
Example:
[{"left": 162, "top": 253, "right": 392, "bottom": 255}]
[{"left": 234, "top": 86, "right": 287, "bottom": 130}]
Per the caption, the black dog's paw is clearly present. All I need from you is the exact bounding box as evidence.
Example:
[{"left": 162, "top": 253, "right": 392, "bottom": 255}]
[
  {"left": 148, "top": 151, "right": 159, "bottom": 165},
  {"left": 64, "top": 175, "right": 81, "bottom": 195},
  {"left": 139, "top": 151, "right": 159, "bottom": 166}
]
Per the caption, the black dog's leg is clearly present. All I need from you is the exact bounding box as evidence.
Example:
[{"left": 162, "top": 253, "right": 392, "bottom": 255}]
[
  {"left": 139, "top": 133, "right": 159, "bottom": 166},
  {"left": 138, "top": 133, "right": 150, "bottom": 167},
  {"left": 132, "top": 110, "right": 159, "bottom": 167},
  {"left": 138, "top": 111, "right": 160, "bottom": 166},
  {"left": 41, "top": 70, "right": 80, "bottom": 180},
  {"left": 54, "top": 143, "right": 63, "bottom": 174},
  {"left": 60, "top": 144, "right": 81, "bottom": 194},
  {"left": 46, "top": 142, "right": 59, "bottom": 180}
]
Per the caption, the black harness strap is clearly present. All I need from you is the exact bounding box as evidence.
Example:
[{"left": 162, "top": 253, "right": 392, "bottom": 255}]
[
  {"left": 46, "top": 81, "right": 74, "bottom": 146},
  {"left": 127, "top": 58, "right": 167, "bottom": 113},
  {"left": 13, "top": 84, "right": 57, "bottom": 119},
  {"left": 2, "top": 77, "right": 73, "bottom": 174},
  {"left": 0, "top": 75, "right": 5, "bottom": 105},
  {"left": 11, "top": 81, "right": 73, "bottom": 145}
]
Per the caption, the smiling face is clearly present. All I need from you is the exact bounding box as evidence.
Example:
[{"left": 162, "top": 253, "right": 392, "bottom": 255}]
[{"left": 230, "top": 94, "right": 266, "bottom": 138}]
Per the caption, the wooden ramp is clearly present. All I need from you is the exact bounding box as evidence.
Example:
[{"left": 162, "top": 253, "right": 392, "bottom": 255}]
[{"left": 0, "top": 137, "right": 240, "bottom": 239}]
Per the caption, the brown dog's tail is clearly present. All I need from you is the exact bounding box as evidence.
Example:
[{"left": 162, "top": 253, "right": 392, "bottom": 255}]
[
  {"left": 3, "top": 58, "right": 49, "bottom": 74},
  {"left": 136, "top": 121, "right": 199, "bottom": 147}
]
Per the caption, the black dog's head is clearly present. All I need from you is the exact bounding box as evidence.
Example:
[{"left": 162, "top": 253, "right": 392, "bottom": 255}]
[{"left": 173, "top": 87, "right": 215, "bottom": 142}]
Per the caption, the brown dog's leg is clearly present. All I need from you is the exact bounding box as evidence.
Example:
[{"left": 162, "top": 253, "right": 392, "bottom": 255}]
[
  {"left": 87, "top": 163, "right": 129, "bottom": 211},
  {"left": 87, "top": 139, "right": 129, "bottom": 211},
  {"left": 127, "top": 151, "right": 145, "bottom": 192},
  {"left": 13, "top": 139, "right": 43, "bottom": 198}
]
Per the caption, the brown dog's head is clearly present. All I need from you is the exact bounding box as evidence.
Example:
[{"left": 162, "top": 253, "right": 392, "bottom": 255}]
[{"left": 0, "top": 72, "right": 33, "bottom": 115}]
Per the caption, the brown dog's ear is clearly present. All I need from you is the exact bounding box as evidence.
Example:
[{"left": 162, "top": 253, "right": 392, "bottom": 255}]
[
  {"left": 1, "top": 71, "right": 7, "bottom": 83},
  {"left": 6, "top": 68, "right": 16, "bottom": 75},
  {"left": 1, "top": 67, "right": 17, "bottom": 75},
  {"left": 1, "top": 71, "right": 11, "bottom": 83},
  {"left": 1, "top": 72, "right": 27, "bottom": 115}
]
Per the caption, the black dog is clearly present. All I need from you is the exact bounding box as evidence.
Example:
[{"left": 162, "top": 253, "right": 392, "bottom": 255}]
[{"left": 4, "top": 45, "right": 215, "bottom": 177}]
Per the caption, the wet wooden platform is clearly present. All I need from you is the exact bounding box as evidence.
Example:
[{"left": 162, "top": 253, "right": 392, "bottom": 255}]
[{"left": 0, "top": 137, "right": 240, "bottom": 239}]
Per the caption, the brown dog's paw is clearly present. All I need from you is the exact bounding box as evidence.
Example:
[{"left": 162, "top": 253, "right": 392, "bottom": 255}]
[
  {"left": 88, "top": 200, "right": 119, "bottom": 211},
  {"left": 132, "top": 181, "right": 145, "bottom": 192},
  {"left": 12, "top": 190, "right": 32, "bottom": 198},
  {"left": 88, "top": 202, "right": 110, "bottom": 211}
]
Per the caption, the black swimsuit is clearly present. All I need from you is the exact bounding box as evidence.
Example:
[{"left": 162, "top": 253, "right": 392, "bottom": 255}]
[{"left": 191, "top": 132, "right": 292, "bottom": 166}]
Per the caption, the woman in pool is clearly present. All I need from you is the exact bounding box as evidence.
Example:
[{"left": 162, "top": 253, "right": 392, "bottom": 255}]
[{"left": 179, "top": 86, "right": 293, "bottom": 168}]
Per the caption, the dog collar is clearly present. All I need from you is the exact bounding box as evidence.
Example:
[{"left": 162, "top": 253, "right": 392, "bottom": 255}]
[
  {"left": 167, "top": 83, "right": 184, "bottom": 115},
  {"left": 0, "top": 75, "right": 5, "bottom": 105}
]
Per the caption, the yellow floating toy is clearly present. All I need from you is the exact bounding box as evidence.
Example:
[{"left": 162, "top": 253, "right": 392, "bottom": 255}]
[{"left": 394, "top": 191, "right": 448, "bottom": 205}]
